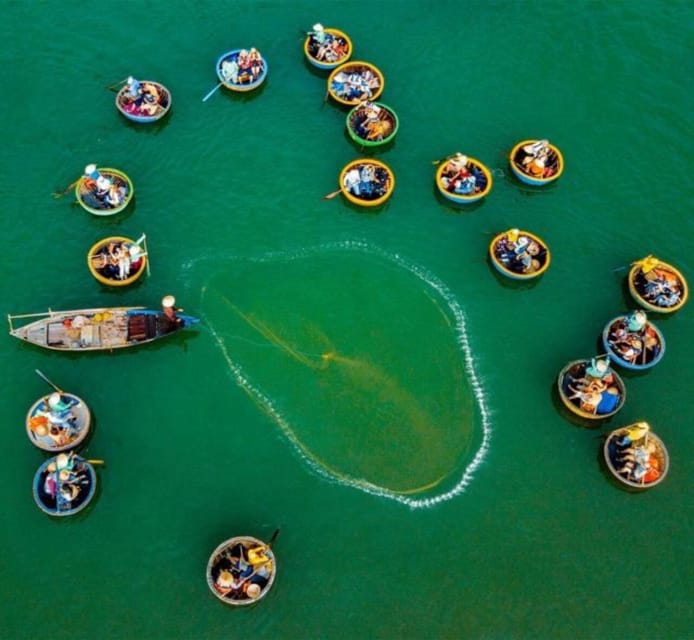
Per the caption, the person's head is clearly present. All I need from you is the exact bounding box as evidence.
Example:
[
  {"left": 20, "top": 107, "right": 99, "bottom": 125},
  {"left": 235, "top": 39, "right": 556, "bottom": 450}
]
[
  {"left": 162, "top": 295, "right": 176, "bottom": 309},
  {"left": 246, "top": 583, "right": 262, "bottom": 599},
  {"left": 527, "top": 242, "right": 540, "bottom": 256},
  {"left": 313, "top": 23, "right": 324, "bottom": 32}
]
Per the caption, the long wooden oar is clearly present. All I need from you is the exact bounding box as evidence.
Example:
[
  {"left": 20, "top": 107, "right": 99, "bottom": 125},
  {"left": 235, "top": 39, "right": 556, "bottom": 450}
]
[
  {"left": 87, "top": 459, "right": 105, "bottom": 465},
  {"left": 35, "top": 369, "right": 62, "bottom": 393},
  {"left": 323, "top": 189, "right": 342, "bottom": 200},
  {"left": 52, "top": 178, "right": 80, "bottom": 198},
  {"left": 202, "top": 81, "right": 224, "bottom": 102},
  {"left": 107, "top": 77, "right": 128, "bottom": 91}
]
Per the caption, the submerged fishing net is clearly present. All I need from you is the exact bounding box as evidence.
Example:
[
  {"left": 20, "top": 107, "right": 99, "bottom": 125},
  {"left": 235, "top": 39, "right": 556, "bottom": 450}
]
[{"left": 201, "top": 247, "right": 484, "bottom": 499}]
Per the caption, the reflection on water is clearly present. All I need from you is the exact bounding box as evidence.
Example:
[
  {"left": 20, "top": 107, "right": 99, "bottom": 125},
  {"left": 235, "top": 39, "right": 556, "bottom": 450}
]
[{"left": 199, "top": 243, "right": 490, "bottom": 507}]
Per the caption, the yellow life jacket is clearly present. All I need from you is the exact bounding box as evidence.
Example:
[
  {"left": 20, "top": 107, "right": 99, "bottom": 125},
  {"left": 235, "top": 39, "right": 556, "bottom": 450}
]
[{"left": 248, "top": 546, "right": 270, "bottom": 565}]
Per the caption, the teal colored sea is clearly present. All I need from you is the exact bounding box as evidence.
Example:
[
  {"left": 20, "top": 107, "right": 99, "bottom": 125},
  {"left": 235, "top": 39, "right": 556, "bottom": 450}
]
[{"left": 1, "top": 1, "right": 692, "bottom": 639}]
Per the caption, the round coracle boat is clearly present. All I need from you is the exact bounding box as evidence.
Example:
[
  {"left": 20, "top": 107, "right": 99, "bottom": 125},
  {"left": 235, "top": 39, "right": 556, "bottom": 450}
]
[
  {"left": 304, "top": 24, "right": 352, "bottom": 69},
  {"left": 216, "top": 48, "right": 268, "bottom": 92},
  {"left": 435, "top": 153, "right": 492, "bottom": 204},
  {"left": 603, "top": 422, "right": 669, "bottom": 489},
  {"left": 557, "top": 357, "right": 626, "bottom": 420},
  {"left": 76, "top": 165, "right": 133, "bottom": 216},
  {"left": 602, "top": 310, "right": 665, "bottom": 371},
  {"left": 327, "top": 61, "right": 384, "bottom": 106},
  {"left": 628, "top": 255, "right": 688, "bottom": 313},
  {"left": 26, "top": 391, "right": 91, "bottom": 453},
  {"left": 116, "top": 78, "right": 171, "bottom": 122},
  {"left": 88, "top": 235, "right": 148, "bottom": 287},
  {"left": 33, "top": 452, "right": 97, "bottom": 517},
  {"left": 339, "top": 159, "right": 395, "bottom": 207},
  {"left": 346, "top": 101, "right": 399, "bottom": 147},
  {"left": 509, "top": 139, "right": 564, "bottom": 186},
  {"left": 489, "top": 229, "right": 550, "bottom": 280},
  {"left": 207, "top": 536, "right": 277, "bottom": 606}
]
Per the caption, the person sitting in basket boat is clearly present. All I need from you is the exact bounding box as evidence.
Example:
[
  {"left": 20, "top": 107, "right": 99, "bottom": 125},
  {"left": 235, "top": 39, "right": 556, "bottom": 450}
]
[{"left": 307, "top": 23, "right": 333, "bottom": 60}]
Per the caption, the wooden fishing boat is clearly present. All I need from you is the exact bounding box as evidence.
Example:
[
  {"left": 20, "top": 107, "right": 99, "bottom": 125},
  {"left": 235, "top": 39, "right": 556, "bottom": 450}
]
[
  {"left": 327, "top": 61, "right": 384, "bottom": 106},
  {"left": 509, "top": 139, "right": 564, "bottom": 186},
  {"left": 339, "top": 159, "right": 395, "bottom": 207},
  {"left": 115, "top": 79, "right": 171, "bottom": 122},
  {"left": 216, "top": 48, "right": 268, "bottom": 92},
  {"left": 603, "top": 422, "right": 669, "bottom": 489},
  {"left": 489, "top": 229, "right": 551, "bottom": 280},
  {"left": 346, "top": 101, "right": 399, "bottom": 147},
  {"left": 8, "top": 301, "right": 199, "bottom": 352},
  {"left": 207, "top": 536, "right": 277, "bottom": 606},
  {"left": 304, "top": 25, "right": 352, "bottom": 70},
  {"left": 435, "top": 153, "right": 492, "bottom": 204},
  {"left": 602, "top": 312, "right": 665, "bottom": 370},
  {"left": 33, "top": 453, "right": 97, "bottom": 517},
  {"left": 26, "top": 392, "right": 91, "bottom": 453},
  {"left": 87, "top": 234, "right": 148, "bottom": 287},
  {"left": 557, "top": 358, "right": 626, "bottom": 420},
  {"left": 628, "top": 255, "right": 689, "bottom": 313},
  {"left": 76, "top": 167, "right": 133, "bottom": 216}
]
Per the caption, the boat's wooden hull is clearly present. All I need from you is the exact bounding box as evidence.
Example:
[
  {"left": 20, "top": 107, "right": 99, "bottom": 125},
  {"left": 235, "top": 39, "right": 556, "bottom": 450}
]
[
  {"left": 628, "top": 256, "right": 689, "bottom": 313},
  {"left": 339, "top": 159, "right": 395, "bottom": 207},
  {"left": 115, "top": 80, "right": 171, "bottom": 122},
  {"left": 26, "top": 393, "right": 91, "bottom": 453},
  {"left": 557, "top": 359, "right": 626, "bottom": 420},
  {"left": 9, "top": 306, "right": 199, "bottom": 351},
  {"left": 87, "top": 236, "right": 147, "bottom": 287},
  {"left": 489, "top": 230, "right": 551, "bottom": 279},
  {"left": 327, "top": 61, "right": 384, "bottom": 106},
  {"left": 602, "top": 315, "right": 665, "bottom": 370},
  {"left": 604, "top": 425, "right": 669, "bottom": 489},
  {"left": 207, "top": 536, "right": 277, "bottom": 606},
  {"left": 33, "top": 454, "right": 96, "bottom": 517},
  {"left": 509, "top": 140, "right": 564, "bottom": 186},
  {"left": 75, "top": 168, "right": 133, "bottom": 216},
  {"left": 435, "top": 157, "right": 492, "bottom": 204},
  {"left": 216, "top": 49, "right": 268, "bottom": 92},
  {"left": 304, "top": 28, "right": 352, "bottom": 69},
  {"left": 346, "top": 102, "right": 399, "bottom": 147}
]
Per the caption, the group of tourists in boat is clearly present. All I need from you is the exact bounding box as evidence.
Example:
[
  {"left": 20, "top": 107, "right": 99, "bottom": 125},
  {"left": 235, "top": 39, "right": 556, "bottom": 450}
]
[
  {"left": 330, "top": 65, "right": 381, "bottom": 103},
  {"left": 561, "top": 357, "right": 624, "bottom": 418},
  {"left": 342, "top": 161, "right": 392, "bottom": 202},
  {"left": 208, "top": 536, "right": 277, "bottom": 605},
  {"left": 79, "top": 164, "right": 130, "bottom": 211},
  {"left": 492, "top": 228, "right": 548, "bottom": 276},
  {"left": 511, "top": 139, "right": 561, "bottom": 181},
  {"left": 34, "top": 451, "right": 95, "bottom": 516},
  {"left": 349, "top": 101, "right": 396, "bottom": 143},
  {"left": 629, "top": 256, "right": 687, "bottom": 311},
  {"left": 439, "top": 153, "right": 489, "bottom": 197},
  {"left": 603, "top": 309, "right": 664, "bottom": 369},
  {"left": 604, "top": 422, "right": 666, "bottom": 487},
  {"left": 90, "top": 237, "right": 145, "bottom": 283},
  {"left": 220, "top": 48, "right": 265, "bottom": 86},
  {"left": 118, "top": 76, "right": 168, "bottom": 118},
  {"left": 306, "top": 23, "right": 350, "bottom": 64},
  {"left": 27, "top": 391, "right": 86, "bottom": 451}
]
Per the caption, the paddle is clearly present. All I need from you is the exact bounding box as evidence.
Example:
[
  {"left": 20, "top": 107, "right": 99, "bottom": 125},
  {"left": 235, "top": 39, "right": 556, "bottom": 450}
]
[
  {"left": 323, "top": 189, "right": 342, "bottom": 200},
  {"left": 106, "top": 77, "right": 128, "bottom": 91},
  {"left": 87, "top": 459, "right": 105, "bottom": 465},
  {"left": 268, "top": 528, "right": 280, "bottom": 547},
  {"left": 52, "top": 178, "right": 80, "bottom": 198},
  {"left": 202, "top": 82, "right": 224, "bottom": 102},
  {"left": 35, "top": 369, "right": 62, "bottom": 393}
]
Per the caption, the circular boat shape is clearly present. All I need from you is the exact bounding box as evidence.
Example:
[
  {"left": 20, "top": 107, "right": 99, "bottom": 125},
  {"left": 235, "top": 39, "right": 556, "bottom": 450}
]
[
  {"left": 604, "top": 423, "right": 669, "bottom": 489},
  {"left": 557, "top": 359, "right": 626, "bottom": 420},
  {"left": 88, "top": 236, "right": 147, "bottom": 287},
  {"left": 327, "top": 61, "right": 384, "bottom": 106},
  {"left": 207, "top": 536, "right": 277, "bottom": 606},
  {"left": 33, "top": 453, "right": 96, "bottom": 517},
  {"left": 26, "top": 393, "right": 91, "bottom": 453},
  {"left": 435, "top": 154, "right": 492, "bottom": 204},
  {"left": 346, "top": 101, "right": 399, "bottom": 147},
  {"left": 115, "top": 80, "right": 171, "bottom": 122},
  {"left": 628, "top": 255, "right": 689, "bottom": 313},
  {"left": 216, "top": 48, "right": 267, "bottom": 92},
  {"left": 339, "top": 159, "right": 395, "bottom": 207},
  {"left": 304, "top": 27, "right": 352, "bottom": 69},
  {"left": 489, "top": 229, "right": 551, "bottom": 280},
  {"left": 509, "top": 139, "right": 564, "bottom": 186},
  {"left": 602, "top": 313, "right": 665, "bottom": 371},
  {"left": 76, "top": 168, "right": 133, "bottom": 216}
]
